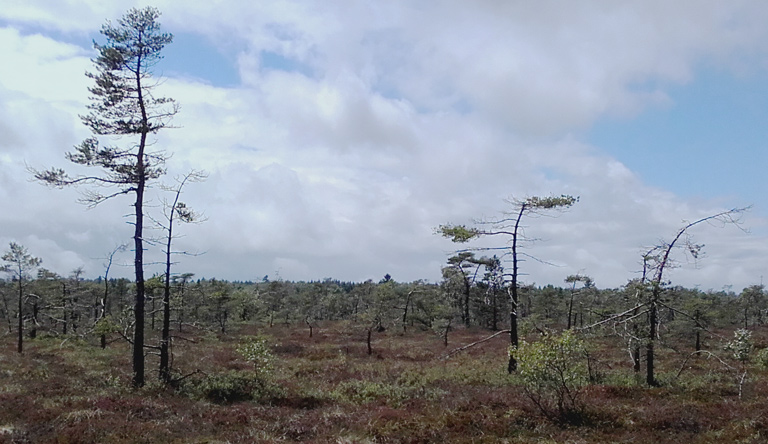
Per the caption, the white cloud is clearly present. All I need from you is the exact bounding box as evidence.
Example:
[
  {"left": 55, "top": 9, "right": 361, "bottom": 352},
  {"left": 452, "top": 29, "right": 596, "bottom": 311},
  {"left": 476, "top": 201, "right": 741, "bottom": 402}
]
[{"left": 1, "top": 1, "right": 767, "bottom": 291}]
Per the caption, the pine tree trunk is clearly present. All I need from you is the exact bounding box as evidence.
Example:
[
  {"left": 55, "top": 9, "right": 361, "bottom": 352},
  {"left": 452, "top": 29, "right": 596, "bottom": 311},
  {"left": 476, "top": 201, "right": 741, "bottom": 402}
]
[{"left": 17, "top": 277, "right": 23, "bottom": 354}]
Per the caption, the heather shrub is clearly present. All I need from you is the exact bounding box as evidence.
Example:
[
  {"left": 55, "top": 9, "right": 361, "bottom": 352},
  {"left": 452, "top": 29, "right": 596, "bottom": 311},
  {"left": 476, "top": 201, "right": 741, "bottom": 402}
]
[
  {"left": 511, "top": 330, "right": 590, "bottom": 423},
  {"left": 332, "top": 380, "right": 410, "bottom": 406}
]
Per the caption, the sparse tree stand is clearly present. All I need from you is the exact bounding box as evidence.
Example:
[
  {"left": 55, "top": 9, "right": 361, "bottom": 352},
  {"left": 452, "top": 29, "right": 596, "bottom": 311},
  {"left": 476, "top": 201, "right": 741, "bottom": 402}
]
[
  {"left": 33, "top": 7, "right": 177, "bottom": 387},
  {"left": 1, "top": 242, "right": 42, "bottom": 354},
  {"left": 438, "top": 195, "right": 578, "bottom": 373}
]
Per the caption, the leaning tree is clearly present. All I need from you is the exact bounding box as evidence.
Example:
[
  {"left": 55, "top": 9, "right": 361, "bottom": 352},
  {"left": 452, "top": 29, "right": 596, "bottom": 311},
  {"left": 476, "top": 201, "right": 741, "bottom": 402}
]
[
  {"left": 33, "top": 7, "right": 177, "bottom": 387},
  {"left": 581, "top": 207, "right": 749, "bottom": 386},
  {"left": 438, "top": 194, "right": 578, "bottom": 372},
  {"left": 640, "top": 208, "right": 749, "bottom": 386}
]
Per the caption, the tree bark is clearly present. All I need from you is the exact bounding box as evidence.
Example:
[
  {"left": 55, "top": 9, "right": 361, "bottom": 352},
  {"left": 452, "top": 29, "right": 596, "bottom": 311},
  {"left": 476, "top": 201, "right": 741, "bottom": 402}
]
[
  {"left": 646, "top": 295, "right": 659, "bottom": 386},
  {"left": 17, "top": 272, "right": 23, "bottom": 354},
  {"left": 507, "top": 203, "right": 525, "bottom": 373},
  {"left": 132, "top": 127, "right": 147, "bottom": 388}
]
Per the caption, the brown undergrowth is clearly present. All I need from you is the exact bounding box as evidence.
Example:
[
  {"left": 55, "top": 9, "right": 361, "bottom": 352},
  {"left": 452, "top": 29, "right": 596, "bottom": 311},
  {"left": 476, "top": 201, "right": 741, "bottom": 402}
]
[{"left": 1, "top": 324, "right": 767, "bottom": 443}]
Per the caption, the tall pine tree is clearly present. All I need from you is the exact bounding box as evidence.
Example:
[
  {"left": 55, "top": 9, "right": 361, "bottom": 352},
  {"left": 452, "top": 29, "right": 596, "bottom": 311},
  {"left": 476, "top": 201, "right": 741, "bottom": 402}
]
[{"left": 34, "top": 7, "right": 176, "bottom": 387}]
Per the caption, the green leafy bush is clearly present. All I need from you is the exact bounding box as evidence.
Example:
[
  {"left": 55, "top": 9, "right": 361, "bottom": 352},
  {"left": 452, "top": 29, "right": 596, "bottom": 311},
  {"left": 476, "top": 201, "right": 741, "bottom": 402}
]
[
  {"left": 236, "top": 335, "right": 274, "bottom": 378},
  {"left": 755, "top": 347, "right": 768, "bottom": 369},
  {"left": 725, "top": 329, "right": 753, "bottom": 363},
  {"left": 186, "top": 336, "right": 279, "bottom": 404},
  {"left": 511, "top": 330, "right": 589, "bottom": 423},
  {"left": 193, "top": 370, "right": 271, "bottom": 404},
  {"left": 93, "top": 316, "right": 120, "bottom": 336}
]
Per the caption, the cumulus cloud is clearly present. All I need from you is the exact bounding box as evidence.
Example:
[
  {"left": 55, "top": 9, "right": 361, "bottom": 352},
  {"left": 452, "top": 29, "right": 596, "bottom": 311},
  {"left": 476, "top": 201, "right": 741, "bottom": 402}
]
[{"left": 1, "top": 1, "right": 766, "bottom": 290}]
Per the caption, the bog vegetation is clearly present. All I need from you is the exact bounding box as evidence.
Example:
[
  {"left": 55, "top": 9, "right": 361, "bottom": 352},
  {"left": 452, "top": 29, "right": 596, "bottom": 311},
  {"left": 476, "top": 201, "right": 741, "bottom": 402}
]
[
  {"left": 4, "top": 6, "right": 767, "bottom": 444},
  {"left": 2, "top": 270, "right": 768, "bottom": 442}
]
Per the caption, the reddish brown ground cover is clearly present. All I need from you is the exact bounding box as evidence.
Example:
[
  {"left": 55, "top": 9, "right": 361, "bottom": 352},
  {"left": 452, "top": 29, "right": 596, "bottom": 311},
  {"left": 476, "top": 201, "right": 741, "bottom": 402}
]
[{"left": 1, "top": 324, "right": 767, "bottom": 443}]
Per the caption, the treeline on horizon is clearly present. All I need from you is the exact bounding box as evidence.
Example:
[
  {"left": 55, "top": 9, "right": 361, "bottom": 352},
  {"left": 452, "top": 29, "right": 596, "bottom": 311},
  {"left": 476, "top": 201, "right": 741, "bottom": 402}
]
[{"left": 1, "top": 267, "right": 763, "bottom": 344}]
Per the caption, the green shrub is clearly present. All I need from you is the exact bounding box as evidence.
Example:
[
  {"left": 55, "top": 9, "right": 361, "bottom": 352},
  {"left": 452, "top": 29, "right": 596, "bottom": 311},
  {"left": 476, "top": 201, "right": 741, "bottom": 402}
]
[
  {"left": 93, "top": 316, "right": 120, "bottom": 336},
  {"left": 236, "top": 335, "right": 274, "bottom": 378},
  {"left": 192, "top": 370, "right": 272, "bottom": 404},
  {"left": 725, "top": 329, "right": 753, "bottom": 364},
  {"left": 511, "top": 330, "right": 589, "bottom": 424},
  {"left": 755, "top": 347, "right": 768, "bottom": 369},
  {"left": 186, "top": 336, "right": 279, "bottom": 404}
]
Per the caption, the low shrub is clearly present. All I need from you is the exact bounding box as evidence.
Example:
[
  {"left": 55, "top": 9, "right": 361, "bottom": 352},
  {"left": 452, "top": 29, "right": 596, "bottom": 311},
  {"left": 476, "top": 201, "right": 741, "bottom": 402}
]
[
  {"left": 189, "top": 370, "right": 274, "bottom": 404},
  {"left": 511, "top": 330, "right": 590, "bottom": 424},
  {"left": 236, "top": 335, "right": 275, "bottom": 378},
  {"left": 332, "top": 380, "right": 410, "bottom": 406}
]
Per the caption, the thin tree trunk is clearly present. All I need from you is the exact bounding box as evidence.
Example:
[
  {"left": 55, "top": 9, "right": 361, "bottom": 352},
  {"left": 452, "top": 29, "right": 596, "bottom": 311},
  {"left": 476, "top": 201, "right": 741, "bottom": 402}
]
[
  {"left": 132, "top": 39, "right": 150, "bottom": 386},
  {"left": 132, "top": 130, "right": 147, "bottom": 388},
  {"left": 633, "top": 345, "right": 641, "bottom": 373},
  {"left": 507, "top": 203, "right": 525, "bottom": 373},
  {"left": 160, "top": 210, "right": 175, "bottom": 383},
  {"left": 367, "top": 328, "right": 373, "bottom": 355},
  {"left": 646, "top": 298, "right": 658, "bottom": 386},
  {"left": 402, "top": 290, "right": 413, "bottom": 333},
  {"left": 463, "top": 283, "right": 471, "bottom": 328},
  {"left": 17, "top": 274, "right": 23, "bottom": 353},
  {"left": 30, "top": 301, "right": 38, "bottom": 339},
  {"left": 1, "top": 291, "right": 11, "bottom": 333},
  {"left": 491, "top": 289, "right": 498, "bottom": 331}
]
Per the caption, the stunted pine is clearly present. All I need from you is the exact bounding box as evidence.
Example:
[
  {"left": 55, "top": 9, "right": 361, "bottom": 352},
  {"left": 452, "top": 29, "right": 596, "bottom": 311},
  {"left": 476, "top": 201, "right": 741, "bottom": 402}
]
[
  {"left": 1, "top": 242, "right": 42, "bottom": 354},
  {"left": 438, "top": 194, "right": 578, "bottom": 372}
]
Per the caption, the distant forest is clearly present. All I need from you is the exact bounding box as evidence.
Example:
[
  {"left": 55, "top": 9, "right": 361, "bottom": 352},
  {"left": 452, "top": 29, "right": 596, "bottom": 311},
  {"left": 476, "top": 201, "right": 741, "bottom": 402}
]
[{"left": 1, "top": 267, "right": 762, "bottom": 351}]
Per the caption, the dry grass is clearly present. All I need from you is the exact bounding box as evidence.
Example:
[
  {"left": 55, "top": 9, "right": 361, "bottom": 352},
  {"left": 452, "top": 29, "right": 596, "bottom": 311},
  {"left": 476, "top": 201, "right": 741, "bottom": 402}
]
[{"left": 0, "top": 324, "right": 767, "bottom": 443}]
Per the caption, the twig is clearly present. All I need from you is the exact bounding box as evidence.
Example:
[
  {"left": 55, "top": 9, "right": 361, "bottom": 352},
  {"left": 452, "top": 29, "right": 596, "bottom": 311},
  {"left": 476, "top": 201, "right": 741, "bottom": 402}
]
[
  {"left": 674, "top": 350, "right": 734, "bottom": 379},
  {"left": 171, "top": 334, "right": 198, "bottom": 344},
  {"left": 440, "top": 330, "right": 510, "bottom": 360},
  {"left": 578, "top": 303, "right": 647, "bottom": 330}
]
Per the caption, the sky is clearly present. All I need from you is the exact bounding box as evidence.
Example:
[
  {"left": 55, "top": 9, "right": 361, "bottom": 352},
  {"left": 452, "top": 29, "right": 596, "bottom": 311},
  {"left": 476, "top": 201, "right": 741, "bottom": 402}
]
[{"left": 1, "top": 1, "right": 767, "bottom": 291}]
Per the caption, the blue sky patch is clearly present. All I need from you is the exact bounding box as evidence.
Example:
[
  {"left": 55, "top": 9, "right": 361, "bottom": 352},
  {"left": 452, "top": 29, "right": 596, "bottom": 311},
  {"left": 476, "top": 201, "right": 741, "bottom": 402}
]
[
  {"left": 159, "top": 32, "right": 240, "bottom": 87},
  {"left": 589, "top": 66, "right": 768, "bottom": 212}
]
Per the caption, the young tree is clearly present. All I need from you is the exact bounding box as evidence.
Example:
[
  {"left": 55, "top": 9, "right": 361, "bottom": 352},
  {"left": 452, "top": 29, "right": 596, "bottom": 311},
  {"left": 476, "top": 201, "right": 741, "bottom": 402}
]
[
  {"left": 739, "top": 284, "right": 766, "bottom": 328},
  {"left": 478, "top": 256, "right": 507, "bottom": 331},
  {"left": 565, "top": 274, "right": 592, "bottom": 330},
  {"left": 438, "top": 194, "right": 578, "bottom": 372},
  {"left": 97, "top": 244, "right": 126, "bottom": 348},
  {"left": 0, "top": 279, "right": 12, "bottom": 333},
  {"left": 1, "top": 242, "right": 42, "bottom": 353},
  {"left": 441, "top": 252, "right": 483, "bottom": 328},
  {"left": 158, "top": 171, "right": 205, "bottom": 384},
  {"left": 173, "top": 273, "right": 195, "bottom": 332},
  {"left": 66, "top": 267, "right": 86, "bottom": 334},
  {"left": 358, "top": 279, "right": 399, "bottom": 355},
  {"left": 33, "top": 7, "right": 176, "bottom": 387}
]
